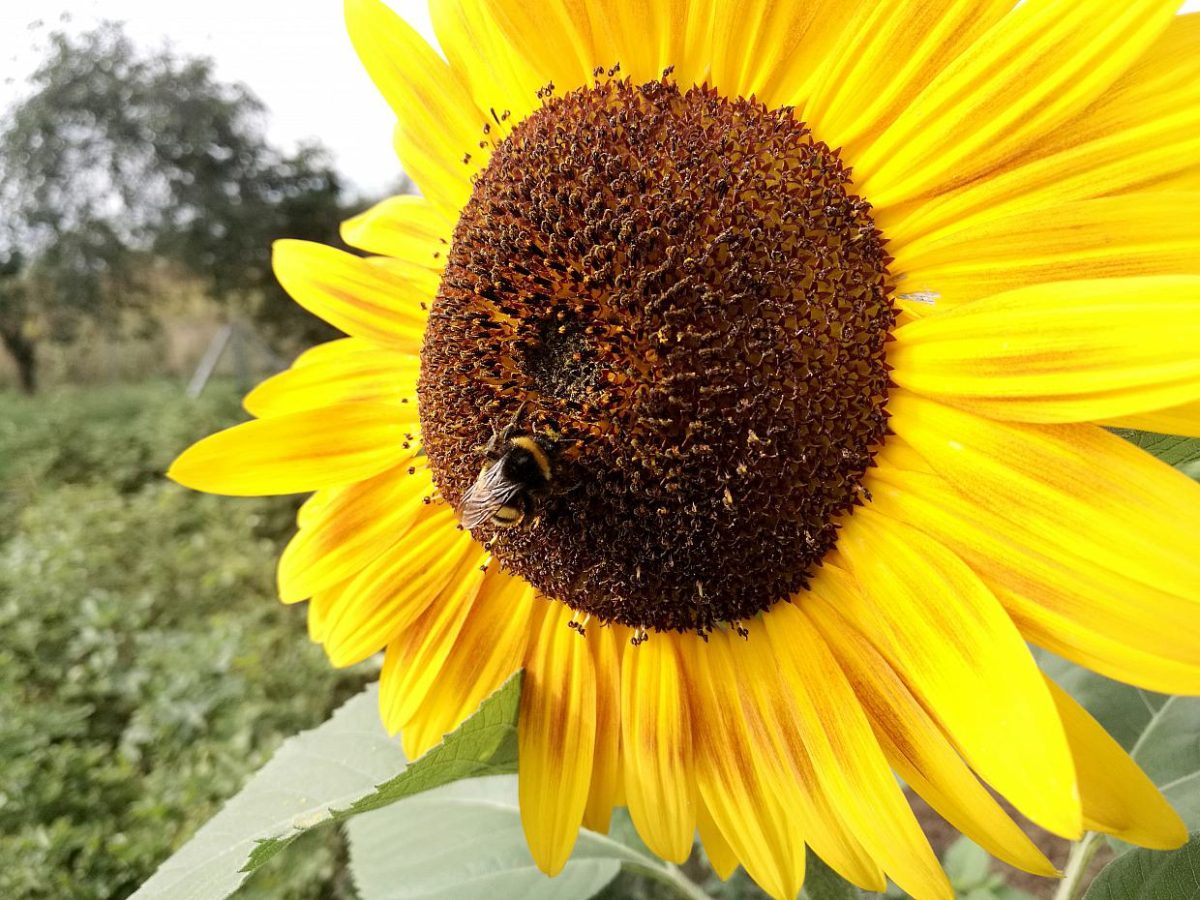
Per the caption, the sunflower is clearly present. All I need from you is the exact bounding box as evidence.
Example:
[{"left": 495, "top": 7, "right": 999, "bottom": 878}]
[{"left": 170, "top": 1, "right": 1200, "bottom": 897}]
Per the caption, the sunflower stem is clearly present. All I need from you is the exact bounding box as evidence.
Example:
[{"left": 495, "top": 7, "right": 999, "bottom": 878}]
[{"left": 1054, "top": 832, "right": 1103, "bottom": 900}]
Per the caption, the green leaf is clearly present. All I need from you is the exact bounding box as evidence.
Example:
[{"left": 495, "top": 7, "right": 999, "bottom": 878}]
[
  {"left": 1035, "top": 651, "right": 1200, "bottom": 838},
  {"left": 1113, "top": 430, "right": 1200, "bottom": 474},
  {"left": 248, "top": 669, "right": 523, "bottom": 865},
  {"left": 346, "top": 776, "right": 650, "bottom": 900},
  {"left": 1083, "top": 832, "right": 1200, "bottom": 900},
  {"left": 132, "top": 673, "right": 523, "bottom": 900},
  {"left": 942, "top": 837, "right": 991, "bottom": 889},
  {"left": 800, "top": 849, "right": 864, "bottom": 900}
]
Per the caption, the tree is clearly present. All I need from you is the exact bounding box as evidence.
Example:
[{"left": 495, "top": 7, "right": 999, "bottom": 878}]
[{"left": 0, "top": 22, "right": 346, "bottom": 391}]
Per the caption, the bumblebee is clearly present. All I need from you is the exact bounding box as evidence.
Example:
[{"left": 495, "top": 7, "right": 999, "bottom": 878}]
[{"left": 459, "top": 410, "right": 556, "bottom": 531}]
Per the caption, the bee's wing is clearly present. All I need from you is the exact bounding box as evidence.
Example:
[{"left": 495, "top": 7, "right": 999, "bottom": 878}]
[{"left": 459, "top": 461, "right": 525, "bottom": 530}]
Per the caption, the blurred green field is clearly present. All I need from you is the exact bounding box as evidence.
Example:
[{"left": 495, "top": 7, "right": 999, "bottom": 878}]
[{"left": 0, "top": 380, "right": 369, "bottom": 899}]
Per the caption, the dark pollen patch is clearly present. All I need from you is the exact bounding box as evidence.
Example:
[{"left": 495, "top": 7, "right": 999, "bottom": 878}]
[{"left": 419, "top": 77, "right": 894, "bottom": 634}]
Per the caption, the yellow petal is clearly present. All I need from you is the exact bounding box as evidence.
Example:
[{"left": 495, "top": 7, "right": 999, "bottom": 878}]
[
  {"left": 760, "top": 602, "right": 951, "bottom": 900},
  {"left": 858, "top": 0, "right": 1178, "bottom": 208},
  {"left": 272, "top": 240, "right": 428, "bottom": 348},
  {"left": 696, "top": 798, "right": 739, "bottom": 882},
  {"left": 388, "top": 570, "right": 535, "bottom": 752},
  {"left": 244, "top": 346, "right": 420, "bottom": 419},
  {"left": 296, "top": 488, "right": 333, "bottom": 529},
  {"left": 883, "top": 11, "right": 1200, "bottom": 255},
  {"left": 429, "top": 0, "right": 545, "bottom": 127},
  {"left": 1101, "top": 398, "right": 1200, "bottom": 438},
  {"left": 889, "top": 277, "right": 1200, "bottom": 424},
  {"left": 867, "top": 455, "right": 1200, "bottom": 695},
  {"left": 736, "top": 633, "right": 888, "bottom": 892},
  {"left": 487, "top": 0, "right": 598, "bottom": 95},
  {"left": 1047, "top": 678, "right": 1187, "bottom": 850},
  {"left": 344, "top": 0, "right": 486, "bottom": 216},
  {"left": 306, "top": 577, "right": 351, "bottom": 645},
  {"left": 808, "top": 589, "right": 1057, "bottom": 877},
  {"left": 584, "top": 0, "right": 715, "bottom": 88},
  {"left": 887, "top": 392, "right": 1200, "bottom": 602},
  {"left": 583, "top": 624, "right": 623, "bottom": 834},
  {"left": 620, "top": 633, "right": 695, "bottom": 863},
  {"left": 711, "top": 0, "right": 870, "bottom": 110},
  {"left": 378, "top": 548, "right": 488, "bottom": 740},
  {"left": 168, "top": 402, "right": 412, "bottom": 496},
  {"left": 1007, "top": 13, "right": 1200, "bottom": 169},
  {"left": 803, "top": 0, "right": 1012, "bottom": 158},
  {"left": 519, "top": 602, "right": 597, "bottom": 877},
  {"left": 340, "top": 194, "right": 452, "bottom": 273},
  {"left": 892, "top": 194, "right": 1200, "bottom": 310},
  {"left": 684, "top": 631, "right": 807, "bottom": 900},
  {"left": 835, "top": 507, "right": 1081, "bottom": 838},
  {"left": 321, "top": 504, "right": 472, "bottom": 667},
  {"left": 278, "top": 463, "right": 430, "bottom": 603}
]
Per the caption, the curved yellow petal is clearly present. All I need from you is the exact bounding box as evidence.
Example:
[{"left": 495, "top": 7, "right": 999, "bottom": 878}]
[
  {"left": 887, "top": 392, "right": 1200, "bottom": 602},
  {"left": 684, "top": 631, "right": 807, "bottom": 900},
  {"left": 272, "top": 240, "right": 428, "bottom": 348},
  {"left": 889, "top": 277, "right": 1200, "bottom": 424},
  {"left": 583, "top": 624, "right": 623, "bottom": 834},
  {"left": 736, "top": 631, "right": 888, "bottom": 892},
  {"left": 344, "top": 0, "right": 487, "bottom": 215},
  {"left": 1047, "top": 678, "right": 1187, "bottom": 850},
  {"left": 711, "top": 0, "right": 869, "bottom": 111},
  {"left": 1007, "top": 13, "right": 1200, "bottom": 170},
  {"left": 807, "top": 587, "right": 1057, "bottom": 877},
  {"left": 430, "top": 0, "right": 545, "bottom": 127},
  {"left": 519, "top": 601, "right": 597, "bottom": 877},
  {"left": 868, "top": 455, "right": 1200, "bottom": 695},
  {"left": 487, "top": 0, "right": 599, "bottom": 95},
  {"left": 620, "top": 633, "right": 695, "bottom": 863},
  {"left": 868, "top": 458, "right": 1200, "bottom": 696},
  {"left": 388, "top": 570, "right": 535, "bottom": 751},
  {"left": 306, "top": 577, "right": 352, "bottom": 645},
  {"left": 1101, "top": 399, "right": 1200, "bottom": 439},
  {"left": 378, "top": 548, "right": 488, "bottom": 745},
  {"left": 321, "top": 504, "right": 472, "bottom": 667},
  {"left": 892, "top": 194, "right": 1200, "bottom": 310},
  {"left": 244, "top": 347, "right": 419, "bottom": 419},
  {"left": 858, "top": 0, "right": 1178, "bottom": 209},
  {"left": 835, "top": 507, "right": 1081, "bottom": 838},
  {"left": 296, "top": 487, "right": 334, "bottom": 529},
  {"left": 760, "top": 602, "right": 951, "bottom": 900},
  {"left": 587, "top": 0, "right": 715, "bottom": 88},
  {"left": 340, "top": 194, "right": 453, "bottom": 273},
  {"left": 803, "top": 0, "right": 1011, "bottom": 158},
  {"left": 278, "top": 463, "right": 429, "bottom": 604},
  {"left": 882, "top": 14, "right": 1200, "bottom": 251},
  {"left": 168, "top": 402, "right": 412, "bottom": 497},
  {"left": 696, "top": 798, "right": 739, "bottom": 882}
]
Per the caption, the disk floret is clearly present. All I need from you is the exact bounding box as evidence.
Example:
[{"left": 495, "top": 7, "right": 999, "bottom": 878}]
[{"left": 420, "top": 77, "right": 893, "bottom": 633}]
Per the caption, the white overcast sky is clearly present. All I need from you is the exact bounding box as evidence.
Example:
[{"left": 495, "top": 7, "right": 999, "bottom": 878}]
[{"left": 2, "top": 1, "right": 1198, "bottom": 198}]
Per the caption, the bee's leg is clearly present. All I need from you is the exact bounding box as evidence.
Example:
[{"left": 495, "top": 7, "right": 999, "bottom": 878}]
[
  {"left": 554, "top": 475, "right": 586, "bottom": 496},
  {"left": 478, "top": 429, "right": 503, "bottom": 460},
  {"left": 497, "top": 400, "right": 528, "bottom": 445}
]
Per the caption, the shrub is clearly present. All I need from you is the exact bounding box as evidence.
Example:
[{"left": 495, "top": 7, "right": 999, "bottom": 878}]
[{"left": 0, "top": 381, "right": 366, "bottom": 898}]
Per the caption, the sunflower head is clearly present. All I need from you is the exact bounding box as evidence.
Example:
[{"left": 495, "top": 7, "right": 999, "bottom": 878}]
[
  {"left": 168, "top": 1, "right": 1200, "bottom": 898},
  {"left": 421, "top": 75, "right": 894, "bottom": 633}
]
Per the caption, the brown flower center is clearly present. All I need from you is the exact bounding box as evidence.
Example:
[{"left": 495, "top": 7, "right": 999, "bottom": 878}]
[{"left": 419, "top": 77, "right": 893, "bottom": 634}]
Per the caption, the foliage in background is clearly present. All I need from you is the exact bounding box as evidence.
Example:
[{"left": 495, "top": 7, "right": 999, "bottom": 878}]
[
  {"left": 0, "top": 22, "right": 348, "bottom": 393},
  {"left": 0, "top": 381, "right": 367, "bottom": 899}
]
